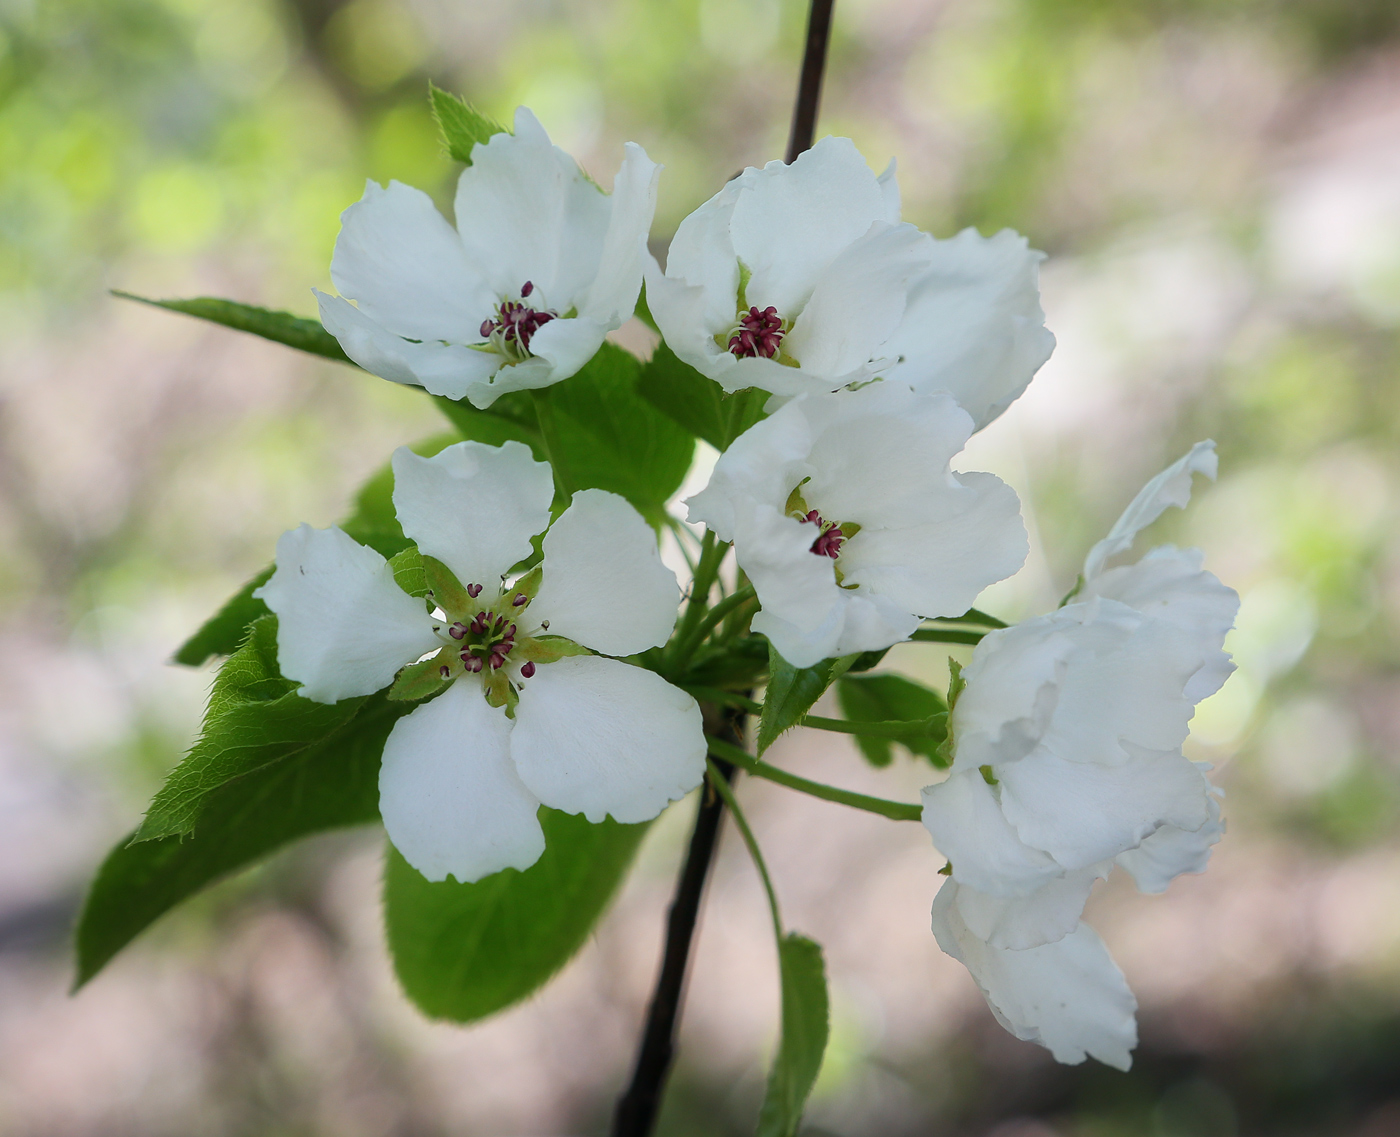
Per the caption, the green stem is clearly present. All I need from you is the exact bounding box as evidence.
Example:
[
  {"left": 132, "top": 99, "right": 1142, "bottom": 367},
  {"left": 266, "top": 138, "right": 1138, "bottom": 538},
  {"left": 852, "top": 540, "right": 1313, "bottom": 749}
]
[
  {"left": 671, "top": 587, "right": 756, "bottom": 672},
  {"left": 528, "top": 389, "right": 576, "bottom": 497},
  {"left": 705, "top": 759, "right": 782, "bottom": 939},
  {"left": 910, "top": 628, "right": 986, "bottom": 646},
  {"left": 687, "top": 687, "right": 943, "bottom": 740},
  {"left": 668, "top": 532, "right": 727, "bottom": 670},
  {"left": 706, "top": 736, "right": 923, "bottom": 823}
]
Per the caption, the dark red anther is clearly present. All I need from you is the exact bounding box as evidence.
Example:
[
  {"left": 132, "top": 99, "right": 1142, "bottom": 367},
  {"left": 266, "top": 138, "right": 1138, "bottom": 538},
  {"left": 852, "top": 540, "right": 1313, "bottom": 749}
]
[
  {"left": 728, "top": 305, "right": 786, "bottom": 360},
  {"left": 471, "top": 613, "right": 489, "bottom": 635},
  {"left": 479, "top": 320, "right": 494, "bottom": 339},
  {"left": 810, "top": 527, "right": 844, "bottom": 558},
  {"left": 495, "top": 615, "right": 506, "bottom": 631},
  {"left": 520, "top": 660, "right": 536, "bottom": 679},
  {"left": 520, "top": 280, "right": 534, "bottom": 297},
  {"left": 448, "top": 622, "right": 467, "bottom": 640},
  {"left": 462, "top": 653, "right": 483, "bottom": 673},
  {"left": 439, "top": 665, "right": 451, "bottom": 678},
  {"left": 512, "top": 593, "right": 528, "bottom": 607},
  {"left": 466, "top": 583, "right": 483, "bottom": 598}
]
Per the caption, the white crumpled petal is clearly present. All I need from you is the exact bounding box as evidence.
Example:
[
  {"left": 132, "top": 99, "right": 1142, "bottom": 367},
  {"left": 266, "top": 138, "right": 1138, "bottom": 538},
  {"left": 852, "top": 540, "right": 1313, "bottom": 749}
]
[
  {"left": 316, "top": 291, "right": 503, "bottom": 400},
  {"left": 997, "top": 742, "right": 1211, "bottom": 871},
  {"left": 951, "top": 863, "right": 1110, "bottom": 951},
  {"left": 379, "top": 682, "right": 545, "bottom": 883},
  {"left": 329, "top": 179, "right": 493, "bottom": 343},
  {"left": 932, "top": 880, "right": 1138, "bottom": 1070},
  {"left": 686, "top": 382, "right": 1027, "bottom": 667},
  {"left": 1085, "top": 545, "right": 1239, "bottom": 702},
  {"left": 254, "top": 524, "right": 439, "bottom": 704},
  {"left": 1083, "top": 441, "right": 1218, "bottom": 580},
  {"left": 921, "top": 771, "right": 1062, "bottom": 898},
  {"left": 510, "top": 655, "right": 705, "bottom": 824},
  {"left": 530, "top": 489, "right": 680, "bottom": 656},
  {"left": 885, "top": 228, "right": 1055, "bottom": 432},
  {"left": 1116, "top": 764, "right": 1224, "bottom": 893},
  {"left": 453, "top": 107, "right": 611, "bottom": 307},
  {"left": 391, "top": 441, "right": 554, "bottom": 589},
  {"left": 578, "top": 142, "right": 661, "bottom": 325}
]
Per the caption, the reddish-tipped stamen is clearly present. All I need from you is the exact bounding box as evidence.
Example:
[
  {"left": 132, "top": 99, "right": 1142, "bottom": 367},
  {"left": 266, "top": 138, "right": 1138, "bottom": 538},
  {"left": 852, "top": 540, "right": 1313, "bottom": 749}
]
[
  {"left": 512, "top": 593, "right": 528, "bottom": 607},
  {"left": 799, "top": 508, "right": 845, "bottom": 558},
  {"left": 439, "top": 665, "right": 451, "bottom": 678},
  {"left": 466, "top": 583, "right": 483, "bottom": 598},
  {"left": 462, "top": 653, "right": 483, "bottom": 673},
  {"left": 728, "top": 305, "right": 785, "bottom": 360},
  {"left": 448, "top": 622, "right": 467, "bottom": 640},
  {"left": 520, "top": 660, "right": 536, "bottom": 679},
  {"left": 521, "top": 280, "right": 534, "bottom": 297}
]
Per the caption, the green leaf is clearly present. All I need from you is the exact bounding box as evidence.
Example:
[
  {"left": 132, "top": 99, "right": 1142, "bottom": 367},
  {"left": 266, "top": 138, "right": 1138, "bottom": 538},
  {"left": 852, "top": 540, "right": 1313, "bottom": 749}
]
[
  {"left": 430, "top": 83, "right": 509, "bottom": 164},
  {"left": 757, "top": 643, "right": 858, "bottom": 756},
  {"left": 835, "top": 673, "right": 949, "bottom": 768},
  {"left": 532, "top": 342, "right": 695, "bottom": 521},
  {"left": 431, "top": 392, "right": 546, "bottom": 461},
  {"left": 113, "top": 292, "right": 354, "bottom": 365},
  {"left": 757, "top": 933, "right": 830, "bottom": 1137},
  {"left": 636, "top": 342, "right": 767, "bottom": 452},
  {"left": 137, "top": 617, "right": 378, "bottom": 842},
  {"left": 74, "top": 686, "right": 409, "bottom": 987},
  {"left": 383, "top": 810, "right": 649, "bottom": 1022},
  {"left": 174, "top": 433, "right": 459, "bottom": 667}
]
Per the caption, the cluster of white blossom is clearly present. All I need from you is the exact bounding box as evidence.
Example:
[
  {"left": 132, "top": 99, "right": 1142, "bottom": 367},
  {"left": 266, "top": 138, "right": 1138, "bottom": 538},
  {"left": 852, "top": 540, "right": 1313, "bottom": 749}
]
[{"left": 260, "top": 110, "right": 1234, "bottom": 1069}]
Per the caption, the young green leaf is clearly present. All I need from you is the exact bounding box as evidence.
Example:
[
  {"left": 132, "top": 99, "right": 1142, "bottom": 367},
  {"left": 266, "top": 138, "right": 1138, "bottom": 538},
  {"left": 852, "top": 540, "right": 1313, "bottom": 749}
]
[
  {"left": 835, "top": 673, "right": 949, "bottom": 768},
  {"left": 383, "top": 810, "right": 649, "bottom": 1022},
  {"left": 74, "top": 689, "right": 409, "bottom": 988},
  {"left": 430, "top": 84, "right": 510, "bottom": 165},
  {"left": 757, "top": 644, "right": 859, "bottom": 755},
  {"left": 636, "top": 342, "right": 767, "bottom": 452},
  {"left": 531, "top": 342, "right": 694, "bottom": 521},
  {"left": 113, "top": 292, "right": 354, "bottom": 364},
  {"left": 431, "top": 392, "right": 546, "bottom": 460},
  {"left": 174, "top": 433, "right": 458, "bottom": 667},
  {"left": 757, "top": 933, "right": 830, "bottom": 1137}
]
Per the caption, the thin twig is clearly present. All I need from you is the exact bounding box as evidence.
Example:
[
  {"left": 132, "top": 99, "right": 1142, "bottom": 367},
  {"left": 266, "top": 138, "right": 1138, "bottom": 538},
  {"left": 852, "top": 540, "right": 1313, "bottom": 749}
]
[{"left": 786, "top": 0, "right": 837, "bottom": 164}]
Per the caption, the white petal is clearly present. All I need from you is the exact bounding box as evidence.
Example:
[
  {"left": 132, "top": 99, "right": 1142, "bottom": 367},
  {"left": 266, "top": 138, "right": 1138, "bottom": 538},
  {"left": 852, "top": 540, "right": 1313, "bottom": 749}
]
[
  {"left": 453, "top": 107, "right": 611, "bottom": 307},
  {"left": 655, "top": 177, "right": 745, "bottom": 337},
  {"left": 1085, "top": 546, "right": 1239, "bottom": 702},
  {"left": 329, "top": 180, "right": 494, "bottom": 342},
  {"left": 379, "top": 682, "right": 545, "bottom": 883},
  {"left": 1083, "top": 441, "right": 1218, "bottom": 580},
  {"left": 578, "top": 142, "right": 661, "bottom": 325},
  {"left": 921, "top": 771, "right": 1062, "bottom": 897},
  {"left": 517, "top": 315, "right": 610, "bottom": 386},
  {"left": 253, "top": 524, "right": 439, "bottom": 704},
  {"left": 1116, "top": 766, "right": 1224, "bottom": 893},
  {"left": 839, "top": 470, "right": 1027, "bottom": 619},
  {"left": 885, "top": 227, "right": 1055, "bottom": 431},
  {"left": 729, "top": 137, "right": 894, "bottom": 315},
  {"left": 875, "top": 157, "right": 901, "bottom": 222},
  {"left": 781, "top": 222, "right": 932, "bottom": 378},
  {"left": 998, "top": 743, "right": 1211, "bottom": 870},
  {"left": 953, "top": 863, "right": 1110, "bottom": 950},
  {"left": 932, "top": 881, "right": 1138, "bottom": 1070},
  {"left": 391, "top": 441, "right": 554, "bottom": 588},
  {"left": 510, "top": 655, "right": 706, "bottom": 823},
  {"left": 317, "top": 291, "right": 503, "bottom": 400},
  {"left": 530, "top": 489, "right": 681, "bottom": 656}
]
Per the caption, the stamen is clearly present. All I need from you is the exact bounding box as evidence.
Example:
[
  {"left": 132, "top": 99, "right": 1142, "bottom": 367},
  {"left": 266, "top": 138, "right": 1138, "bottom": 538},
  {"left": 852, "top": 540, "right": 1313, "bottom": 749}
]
[
  {"left": 479, "top": 282, "right": 558, "bottom": 358},
  {"left": 466, "top": 583, "right": 483, "bottom": 599},
  {"left": 520, "top": 280, "right": 534, "bottom": 297},
  {"left": 512, "top": 593, "right": 528, "bottom": 607},
  {"left": 462, "top": 653, "right": 483, "bottom": 673},
  {"left": 447, "top": 623, "right": 468, "bottom": 640},
  {"left": 799, "top": 509, "right": 845, "bottom": 559},
  {"left": 439, "top": 665, "right": 451, "bottom": 678},
  {"left": 520, "top": 661, "right": 536, "bottom": 679},
  {"left": 728, "top": 305, "right": 785, "bottom": 360}
]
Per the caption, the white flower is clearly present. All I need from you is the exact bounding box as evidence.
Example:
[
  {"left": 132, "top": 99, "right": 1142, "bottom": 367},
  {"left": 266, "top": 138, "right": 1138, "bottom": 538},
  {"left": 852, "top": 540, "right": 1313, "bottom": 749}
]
[
  {"left": 645, "top": 136, "right": 1053, "bottom": 429},
  {"left": 254, "top": 440, "right": 705, "bottom": 883},
  {"left": 919, "top": 442, "right": 1237, "bottom": 1068},
  {"left": 931, "top": 877, "right": 1138, "bottom": 1070},
  {"left": 685, "top": 381, "right": 1028, "bottom": 668},
  {"left": 316, "top": 108, "right": 659, "bottom": 409}
]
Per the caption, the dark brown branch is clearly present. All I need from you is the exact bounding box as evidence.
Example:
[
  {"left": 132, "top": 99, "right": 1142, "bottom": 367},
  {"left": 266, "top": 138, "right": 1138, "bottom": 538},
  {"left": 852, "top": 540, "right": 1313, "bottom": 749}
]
[{"left": 786, "top": 0, "right": 837, "bottom": 163}]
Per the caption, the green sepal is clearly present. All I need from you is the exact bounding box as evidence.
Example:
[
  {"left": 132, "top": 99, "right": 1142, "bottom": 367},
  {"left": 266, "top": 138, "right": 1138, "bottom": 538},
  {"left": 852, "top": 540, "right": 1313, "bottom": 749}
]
[
  {"left": 531, "top": 342, "right": 694, "bottom": 522},
  {"left": 430, "top": 83, "right": 510, "bottom": 165},
  {"left": 74, "top": 629, "right": 412, "bottom": 987},
  {"left": 757, "top": 643, "right": 858, "bottom": 756},
  {"left": 423, "top": 556, "right": 473, "bottom": 615},
  {"left": 510, "top": 563, "right": 544, "bottom": 603},
  {"left": 635, "top": 342, "right": 767, "bottom": 452},
  {"left": 756, "top": 933, "right": 830, "bottom": 1137},
  {"left": 835, "top": 673, "right": 949, "bottom": 768},
  {"left": 516, "top": 636, "right": 591, "bottom": 664},
  {"left": 388, "top": 653, "right": 451, "bottom": 702},
  {"left": 112, "top": 292, "right": 354, "bottom": 365},
  {"left": 135, "top": 616, "right": 364, "bottom": 843},
  {"left": 383, "top": 811, "right": 650, "bottom": 1022},
  {"left": 934, "top": 658, "right": 966, "bottom": 767}
]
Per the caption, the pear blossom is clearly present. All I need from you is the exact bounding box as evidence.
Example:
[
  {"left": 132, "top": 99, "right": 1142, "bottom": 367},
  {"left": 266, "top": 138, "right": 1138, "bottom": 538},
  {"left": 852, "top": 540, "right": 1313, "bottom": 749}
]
[
  {"left": 645, "top": 136, "right": 1053, "bottom": 429},
  {"left": 316, "top": 108, "right": 660, "bottom": 410},
  {"left": 254, "top": 440, "right": 705, "bottom": 883},
  {"left": 920, "top": 441, "right": 1238, "bottom": 1067},
  {"left": 685, "top": 380, "right": 1028, "bottom": 668}
]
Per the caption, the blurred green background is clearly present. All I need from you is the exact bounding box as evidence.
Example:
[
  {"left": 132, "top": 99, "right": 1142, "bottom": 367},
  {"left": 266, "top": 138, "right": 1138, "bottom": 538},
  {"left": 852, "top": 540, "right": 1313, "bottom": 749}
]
[{"left": 3, "top": 0, "right": 1400, "bottom": 1134}]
